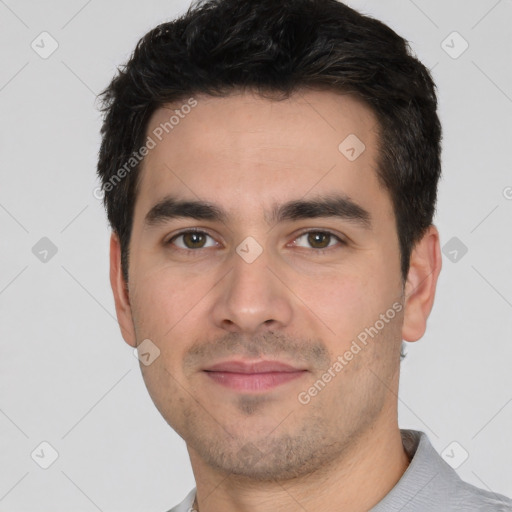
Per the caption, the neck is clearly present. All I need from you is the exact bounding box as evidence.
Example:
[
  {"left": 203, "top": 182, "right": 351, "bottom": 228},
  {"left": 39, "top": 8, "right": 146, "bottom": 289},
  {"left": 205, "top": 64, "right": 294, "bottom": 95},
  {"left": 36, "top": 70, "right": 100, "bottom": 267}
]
[{"left": 188, "top": 419, "right": 410, "bottom": 512}]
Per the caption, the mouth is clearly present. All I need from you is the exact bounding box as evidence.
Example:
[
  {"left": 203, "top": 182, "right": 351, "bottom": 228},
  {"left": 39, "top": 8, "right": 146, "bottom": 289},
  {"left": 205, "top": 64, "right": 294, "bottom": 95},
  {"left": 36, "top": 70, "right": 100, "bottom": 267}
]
[{"left": 202, "top": 359, "right": 308, "bottom": 392}]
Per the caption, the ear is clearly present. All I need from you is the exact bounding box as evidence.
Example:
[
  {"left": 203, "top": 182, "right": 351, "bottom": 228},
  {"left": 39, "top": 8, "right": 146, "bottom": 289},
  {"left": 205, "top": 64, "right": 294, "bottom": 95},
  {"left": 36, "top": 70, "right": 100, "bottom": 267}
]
[
  {"left": 109, "top": 231, "right": 137, "bottom": 347},
  {"left": 402, "top": 225, "right": 442, "bottom": 342}
]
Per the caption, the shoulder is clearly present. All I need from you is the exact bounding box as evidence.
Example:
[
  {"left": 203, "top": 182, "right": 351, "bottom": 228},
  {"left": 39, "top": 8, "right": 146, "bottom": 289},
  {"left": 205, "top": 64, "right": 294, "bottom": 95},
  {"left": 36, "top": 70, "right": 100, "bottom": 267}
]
[
  {"left": 448, "top": 479, "right": 512, "bottom": 511},
  {"left": 394, "top": 430, "right": 512, "bottom": 511}
]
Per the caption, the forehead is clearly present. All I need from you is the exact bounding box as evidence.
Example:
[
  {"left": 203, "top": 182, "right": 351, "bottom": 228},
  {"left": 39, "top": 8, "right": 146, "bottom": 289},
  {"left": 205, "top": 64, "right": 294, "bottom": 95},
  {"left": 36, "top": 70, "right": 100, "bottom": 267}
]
[{"left": 135, "top": 88, "right": 388, "bottom": 222}]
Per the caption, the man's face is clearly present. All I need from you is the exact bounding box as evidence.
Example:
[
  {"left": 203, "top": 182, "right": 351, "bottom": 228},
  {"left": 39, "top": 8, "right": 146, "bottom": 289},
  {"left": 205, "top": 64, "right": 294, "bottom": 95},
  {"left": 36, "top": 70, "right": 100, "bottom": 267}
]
[{"left": 120, "top": 89, "right": 407, "bottom": 480}]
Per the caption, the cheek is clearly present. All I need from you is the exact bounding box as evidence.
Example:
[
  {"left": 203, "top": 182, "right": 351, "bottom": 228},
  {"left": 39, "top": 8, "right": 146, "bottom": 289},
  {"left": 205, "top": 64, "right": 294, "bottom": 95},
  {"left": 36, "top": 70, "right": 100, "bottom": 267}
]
[
  {"left": 130, "top": 274, "right": 198, "bottom": 421},
  {"left": 130, "top": 269, "right": 208, "bottom": 338},
  {"left": 294, "top": 266, "right": 396, "bottom": 350}
]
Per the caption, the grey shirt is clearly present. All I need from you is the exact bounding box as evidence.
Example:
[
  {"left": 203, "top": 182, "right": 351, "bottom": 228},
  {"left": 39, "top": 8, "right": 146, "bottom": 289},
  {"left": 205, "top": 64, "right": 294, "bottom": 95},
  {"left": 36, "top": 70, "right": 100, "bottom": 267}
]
[{"left": 166, "top": 429, "right": 512, "bottom": 511}]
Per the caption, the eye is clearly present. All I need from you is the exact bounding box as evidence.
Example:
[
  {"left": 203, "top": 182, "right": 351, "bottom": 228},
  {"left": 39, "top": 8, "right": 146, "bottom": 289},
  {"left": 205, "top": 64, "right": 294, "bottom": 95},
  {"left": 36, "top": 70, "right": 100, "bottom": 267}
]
[
  {"left": 292, "top": 230, "right": 345, "bottom": 250},
  {"left": 167, "top": 230, "right": 217, "bottom": 250}
]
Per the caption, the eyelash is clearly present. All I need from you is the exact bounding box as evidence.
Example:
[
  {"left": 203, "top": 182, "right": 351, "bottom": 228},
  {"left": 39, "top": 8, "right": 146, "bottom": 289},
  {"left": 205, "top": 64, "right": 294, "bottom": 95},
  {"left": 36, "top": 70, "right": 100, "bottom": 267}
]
[
  {"left": 292, "top": 230, "right": 347, "bottom": 254},
  {"left": 165, "top": 228, "right": 347, "bottom": 254}
]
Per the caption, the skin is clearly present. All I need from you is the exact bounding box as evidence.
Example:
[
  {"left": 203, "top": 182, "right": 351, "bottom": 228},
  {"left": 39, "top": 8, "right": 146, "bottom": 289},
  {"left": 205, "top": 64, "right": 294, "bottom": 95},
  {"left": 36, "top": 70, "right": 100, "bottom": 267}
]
[{"left": 110, "top": 88, "right": 442, "bottom": 512}]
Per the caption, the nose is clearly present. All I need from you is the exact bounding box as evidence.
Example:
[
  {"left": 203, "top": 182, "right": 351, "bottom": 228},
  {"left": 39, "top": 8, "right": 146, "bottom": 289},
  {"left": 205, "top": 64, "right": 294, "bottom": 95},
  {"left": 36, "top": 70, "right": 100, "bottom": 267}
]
[{"left": 210, "top": 246, "right": 293, "bottom": 334}]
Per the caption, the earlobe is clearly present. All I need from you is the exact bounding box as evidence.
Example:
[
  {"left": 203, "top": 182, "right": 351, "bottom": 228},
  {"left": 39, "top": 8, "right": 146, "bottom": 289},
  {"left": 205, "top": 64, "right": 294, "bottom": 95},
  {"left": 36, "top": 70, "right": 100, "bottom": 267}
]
[
  {"left": 109, "top": 232, "right": 137, "bottom": 347},
  {"left": 401, "top": 225, "right": 442, "bottom": 342}
]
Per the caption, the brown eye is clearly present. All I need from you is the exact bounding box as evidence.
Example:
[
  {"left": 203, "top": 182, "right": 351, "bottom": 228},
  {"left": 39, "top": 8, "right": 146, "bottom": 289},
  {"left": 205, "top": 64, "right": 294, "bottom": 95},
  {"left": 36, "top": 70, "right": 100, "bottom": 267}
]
[
  {"left": 307, "top": 232, "right": 332, "bottom": 249},
  {"left": 182, "top": 232, "right": 206, "bottom": 248},
  {"left": 169, "top": 231, "right": 216, "bottom": 249},
  {"left": 293, "top": 231, "right": 344, "bottom": 250}
]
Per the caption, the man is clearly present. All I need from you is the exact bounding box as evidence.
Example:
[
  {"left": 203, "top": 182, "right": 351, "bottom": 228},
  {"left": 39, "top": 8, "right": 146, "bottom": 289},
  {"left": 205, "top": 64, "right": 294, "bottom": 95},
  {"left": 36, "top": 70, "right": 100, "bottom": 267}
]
[{"left": 97, "top": 0, "right": 512, "bottom": 510}]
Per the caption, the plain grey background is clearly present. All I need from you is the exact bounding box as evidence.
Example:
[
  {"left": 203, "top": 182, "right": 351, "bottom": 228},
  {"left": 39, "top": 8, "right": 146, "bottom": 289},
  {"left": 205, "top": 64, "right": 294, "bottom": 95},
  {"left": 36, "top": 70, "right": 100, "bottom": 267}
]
[{"left": 0, "top": 0, "right": 511, "bottom": 510}]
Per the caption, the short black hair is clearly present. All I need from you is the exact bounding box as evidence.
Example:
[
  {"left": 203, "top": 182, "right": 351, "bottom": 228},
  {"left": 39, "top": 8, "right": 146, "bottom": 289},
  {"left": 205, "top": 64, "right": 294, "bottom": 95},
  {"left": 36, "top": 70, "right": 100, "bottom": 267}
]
[{"left": 97, "top": 0, "right": 442, "bottom": 288}]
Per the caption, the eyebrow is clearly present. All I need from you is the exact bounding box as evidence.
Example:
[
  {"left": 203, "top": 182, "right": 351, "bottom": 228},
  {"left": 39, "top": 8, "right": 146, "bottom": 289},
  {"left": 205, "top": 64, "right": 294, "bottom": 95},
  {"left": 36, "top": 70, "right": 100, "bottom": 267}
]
[
  {"left": 144, "top": 197, "right": 228, "bottom": 226},
  {"left": 268, "top": 195, "right": 372, "bottom": 229},
  {"left": 143, "top": 194, "right": 372, "bottom": 230}
]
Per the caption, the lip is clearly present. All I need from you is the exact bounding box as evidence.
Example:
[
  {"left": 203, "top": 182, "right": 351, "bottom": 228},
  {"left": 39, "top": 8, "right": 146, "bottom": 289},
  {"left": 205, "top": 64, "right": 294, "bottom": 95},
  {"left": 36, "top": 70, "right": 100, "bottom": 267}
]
[
  {"left": 203, "top": 359, "right": 305, "bottom": 373},
  {"left": 203, "top": 359, "right": 308, "bottom": 392}
]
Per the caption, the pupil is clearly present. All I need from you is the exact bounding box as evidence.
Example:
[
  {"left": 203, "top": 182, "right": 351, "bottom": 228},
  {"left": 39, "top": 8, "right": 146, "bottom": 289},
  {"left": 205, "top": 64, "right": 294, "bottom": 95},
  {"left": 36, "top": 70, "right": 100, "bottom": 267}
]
[
  {"left": 308, "top": 232, "right": 329, "bottom": 248},
  {"left": 185, "top": 232, "right": 205, "bottom": 248}
]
